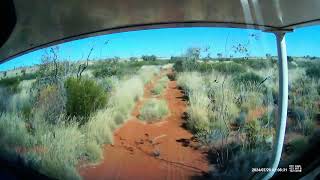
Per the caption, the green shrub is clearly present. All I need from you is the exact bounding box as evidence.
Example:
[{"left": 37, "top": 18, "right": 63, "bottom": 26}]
[
  {"left": 139, "top": 99, "right": 169, "bottom": 121},
  {"left": 138, "top": 65, "right": 160, "bottom": 84},
  {"left": 108, "top": 76, "right": 144, "bottom": 114},
  {"left": 302, "top": 117, "right": 315, "bottom": 136},
  {"left": 306, "top": 65, "right": 320, "bottom": 79},
  {"left": 29, "top": 121, "right": 85, "bottom": 180},
  {"left": 93, "top": 61, "right": 126, "bottom": 78},
  {"left": 245, "top": 119, "right": 261, "bottom": 148},
  {"left": 176, "top": 72, "right": 204, "bottom": 94},
  {"left": 85, "top": 110, "right": 115, "bottom": 145},
  {"left": 151, "top": 76, "right": 169, "bottom": 95},
  {"left": 289, "top": 107, "right": 306, "bottom": 128},
  {"left": 186, "top": 91, "right": 210, "bottom": 133},
  {"left": 233, "top": 72, "right": 263, "bottom": 87},
  {"left": 152, "top": 83, "right": 165, "bottom": 95},
  {"left": 212, "top": 62, "right": 247, "bottom": 74},
  {"left": 0, "top": 77, "right": 21, "bottom": 93},
  {"left": 236, "top": 59, "right": 273, "bottom": 70},
  {"left": 0, "top": 113, "right": 31, "bottom": 149},
  {"left": 84, "top": 141, "right": 103, "bottom": 163},
  {"left": 65, "top": 77, "right": 107, "bottom": 124}
]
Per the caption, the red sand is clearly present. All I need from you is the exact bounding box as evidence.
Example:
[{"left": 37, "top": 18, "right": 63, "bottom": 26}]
[{"left": 79, "top": 73, "right": 209, "bottom": 180}]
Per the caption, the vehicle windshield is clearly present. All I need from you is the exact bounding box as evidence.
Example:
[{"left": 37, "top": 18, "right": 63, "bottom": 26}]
[{"left": 0, "top": 26, "right": 319, "bottom": 180}]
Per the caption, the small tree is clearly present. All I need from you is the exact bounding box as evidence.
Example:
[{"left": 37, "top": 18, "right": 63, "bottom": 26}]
[
  {"left": 3, "top": 71, "right": 7, "bottom": 77},
  {"left": 185, "top": 47, "right": 201, "bottom": 61},
  {"left": 142, "top": 55, "right": 157, "bottom": 61}
]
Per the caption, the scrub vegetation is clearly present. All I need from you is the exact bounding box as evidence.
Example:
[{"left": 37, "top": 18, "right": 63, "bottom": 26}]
[
  {"left": 173, "top": 53, "right": 320, "bottom": 178},
  {"left": 0, "top": 44, "right": 319, "bottom": 179},
  {"left": 139, "top": 99, "right": 169, "bottom": 121},
  {"left": 0, "top": 48, "right": 164, "bottom": 179}
]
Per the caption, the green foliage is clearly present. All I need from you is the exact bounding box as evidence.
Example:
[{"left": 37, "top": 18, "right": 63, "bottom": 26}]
[
  {"left": 65, "top": 77, "right": 107, "bottom": 124},
  {"left": 186, "top": 91, "right": 211, "bottom": 133},
  {"left": 84, "top": 141, "right": 103, "bottom": 163},
  {"left": 139, "top": 99, "right": 169, "bottom": 121},
  {"left": 236, "top": 59, "right": 274, "bottom": 70},
  {"left": 92, "top": 61, "right": 127, "bottom": 78},
  {"left": 0, "top": 113, "right": 31, "bottom": 148},
  {"left": 211, "top": 62, "right": 247, "bottom": 74},
  {"left": 245, "top": 119, "right": 261, "bottom": 148},
  {"left": 233, "top": 72, "right": 263, "bottom": 87},
  {"left": 151, "top": 76, "right": 169, "bottom": 95},
  {"left": 289, "top": 107, "right": 306, "bottom": 127},
  {"left": 92, "top": 60, "right": 167, "bottom": 78},
  {"left": 142, "top": 55, "right": 157, "bottom": 61},
  {"left": 0, "top": 76, "right": 21, "bottom": 93},
  {"left": 29, "top": 120, "right": 85, "bottom": 180},
  {"left": 173, "top": 60, "right": 247, "bottom": 74},
  {"left": 305, "top": 63, "right": 320, "bottom": 79}
]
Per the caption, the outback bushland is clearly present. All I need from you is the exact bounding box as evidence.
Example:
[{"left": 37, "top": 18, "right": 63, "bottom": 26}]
[
  {"left": 0, "top": 47, "right": 163, "bottom": 179},
  {"left": 174, "top": 53, "right": 319, "bottom": 178},
  {"left": 0, "top": 42, "right": 319, "bottom": 179}
]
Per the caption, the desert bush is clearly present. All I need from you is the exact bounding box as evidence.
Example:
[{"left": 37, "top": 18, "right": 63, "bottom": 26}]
[
  {"left": 245, "top": 119, "right": 262, "bottom": 149},
  {"left": 302, "top": 117, "right": 315, "bottom": 136},
  {"left": 83, "top": 141, "right": 103, "bottom": 163},
  {"left": 232, "top": 72, "right": 264, "bottom": 87},
  {"left": 151, "top": 76, "right": 169, "bottom": 95},
  {"left": 85, "top": 110, "right": 115, "bottom": 146},
  {"left": 152, "top": 83, "right": 165, "bottom": 95},
  {"left": 139, "top": 99, "right": 169, "bottom": 121},
  {"left": 173, "top": 59, "right": 196, "bottom": 72},
  {"left": 93, "top": 61, "right": 127, "bottom": 78},
  {"left": 236, "top": 59, "right": 273, "bottom": 70},
  {"left": 142, "top": 55, "right": 157, "bottom": 61},
  {"left": 212, "top": 62, "right": 247, "bottom": 74},
  {"left": 0, "top": 87, "right": 11, "bottom": 112},
  {"left": 0, "top": 76, "right": 21, "bottom": 93},
  {"left": 288, "top": 107, "right": 306, "bottom": 128},
  {"left": 305, "top": 63, "right": 320, "bottom": 79},
  {"left": 138, "top": 65, "right": 160, "bottom": 84},
  {"left": 65, "top": 77, "right": 108, "bottom": 124},
  {"left": 0, "top": 113, "right": 31, "bottom": 149},
  {"left": 213, "top": 150, "right": 270, "bottom": 179},
  {"left": 29, "top": 120, "right": 85, "bottom": 180},
  {"left": 186, "top": 91, "right": 211, "bottom": 133},
  {"left": 35, "top": 84, "right": 66, "bottom": 124},
  {"left": 176, "top": 72, "right": 204, "bottom": 94},
  {"left": 108, "top": 76, "right": 144, "bottom": 115}
]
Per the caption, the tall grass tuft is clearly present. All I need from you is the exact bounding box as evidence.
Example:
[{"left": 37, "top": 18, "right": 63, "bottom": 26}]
[{"left": 139, "top": 99, "right": 169, "bottom": 121}]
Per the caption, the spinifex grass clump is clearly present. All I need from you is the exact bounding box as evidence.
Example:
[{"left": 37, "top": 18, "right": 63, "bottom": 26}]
[
  {"left": 139, "top": 99, "right": 169, "bottom": 121},
  {"left": 138, "top": 65, "right": 160, "bottom": 84},
  {"left": 151, "top": 76, "right": 169, "bottom": 95}
]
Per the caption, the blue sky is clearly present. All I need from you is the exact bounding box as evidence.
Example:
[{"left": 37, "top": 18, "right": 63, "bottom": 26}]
[{"left": 1, "top": 25, "right": 319, "bottom": 71}]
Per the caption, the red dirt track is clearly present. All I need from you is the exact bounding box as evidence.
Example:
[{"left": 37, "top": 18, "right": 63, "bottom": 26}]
[{"left": 79, "top": 72, "right": 209, "bottom": 180}]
